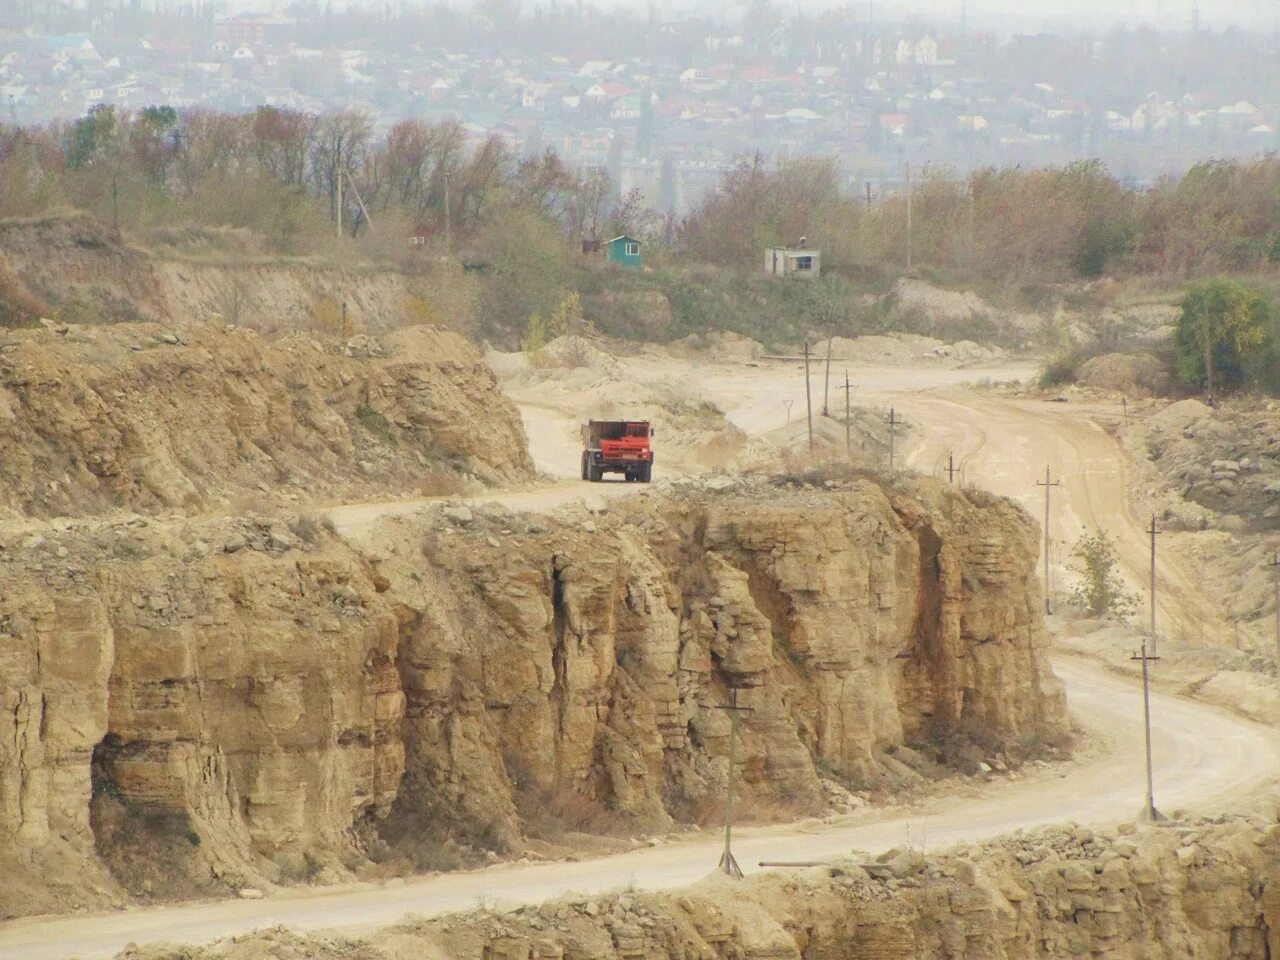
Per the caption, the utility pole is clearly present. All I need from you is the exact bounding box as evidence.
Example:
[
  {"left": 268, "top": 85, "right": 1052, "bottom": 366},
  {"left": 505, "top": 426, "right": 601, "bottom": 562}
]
[
  {"left": 905, "top": 159, "right": 913, "bottom": 270},
  {"left": 887, "top": 407, "right": 899, "bottom": 471},
  {"left": 336, "top": 164, "right": 344, "bottom": 239},
  {"left": 803, "top": 341, "right": 814, "bottom": 453},
  {"left": 1130, "top": 641, "right": 1162, "bottom": 822},
  {"left": 1147, "top": 514, "right": 1160, "bottom": 656},
  {"left": 822, "top": 337, "right": 833, "bottom": 417},
  {"left": 715, "top": 686, "right": 753, "bottom": 878},
  {"left": 840, "top": 374, "right": 856, "bottom": 460},
  {"left": 947, "top": 452, "right": 957, "bottom": 484},
  {"left": 1121, "top": 397, "right": 1129, "bottom": 429},
  {"left": 864, "top": 181, "right": 873, "bottom": 208},
  {"left": 444, "top": 170, "right": 452, "bottom": 249},
  {"left": 342, "top": 161, "right": 374, "bottom": 233},
  {"left": 1268, "top": 549, "right": 1280, "bottom": 665},
  {"left": 783, "top": 399, "right": 794, "bottom": 425},
  {"left": 1036, "top": 466, "right": 1061, "bottom": 614}
]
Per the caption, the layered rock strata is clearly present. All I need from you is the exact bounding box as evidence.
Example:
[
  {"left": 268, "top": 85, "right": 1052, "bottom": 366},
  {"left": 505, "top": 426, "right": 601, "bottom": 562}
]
[{"left": 0, "top": 479, "right": 1065, "bottom": 916}]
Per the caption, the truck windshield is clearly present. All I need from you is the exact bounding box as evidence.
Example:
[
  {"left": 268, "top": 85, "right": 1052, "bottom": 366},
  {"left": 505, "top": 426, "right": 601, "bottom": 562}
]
[{"left": 626, "top": 424, "right": 648, "bottom": 436}]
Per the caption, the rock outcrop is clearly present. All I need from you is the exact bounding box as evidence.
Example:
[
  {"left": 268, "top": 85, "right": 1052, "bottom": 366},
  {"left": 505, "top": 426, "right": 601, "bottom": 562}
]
[
  {"left": 119, "top": 815, "right": 1280, "bottom": 960},
  {"left": 0, "top": 479, "right": 1066, "bottom": 917},
  {"left": 0, "top": 321, "right": 532, "bottom": 519}
]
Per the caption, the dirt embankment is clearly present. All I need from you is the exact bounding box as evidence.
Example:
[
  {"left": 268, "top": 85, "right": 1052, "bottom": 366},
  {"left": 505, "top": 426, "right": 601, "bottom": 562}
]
[
  {"left": 0, "top": 321, "right": 531, "bottom": 519},
  {"left": 1108, "top": 396, "right": 1280, "bottom": 656},
  {"left": 1125, "top": 398, "right": 1280, "bottom": 532},
  {"left": 119, "top": 814, "right": 1280, "bottom": 960},
  {"left": 0, "top": 478, "right": 1065, "bottom": 919},
  {"left": 0, "top": 213, "right": 421, "bottom": 335}
]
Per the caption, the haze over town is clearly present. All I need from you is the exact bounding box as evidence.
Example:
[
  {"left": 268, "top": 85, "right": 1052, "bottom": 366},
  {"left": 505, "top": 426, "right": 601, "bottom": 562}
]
[{"left": 4, "top": 0, "right": 1280, "bottom": 956}]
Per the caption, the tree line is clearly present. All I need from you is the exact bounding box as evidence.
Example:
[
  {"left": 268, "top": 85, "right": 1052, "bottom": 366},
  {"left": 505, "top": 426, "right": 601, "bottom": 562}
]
[
  {"left": 4, "top": 104, "right": 1280, "bottom": 385},
  {"left": 682, "top": 153, "right": 1280, "bottom": 284},
  {"left": 0, "top": 104, "right": 656, "bottom": 257},
  {"left": 5, "top": 105, "right": 1280, "bottom": 284}
]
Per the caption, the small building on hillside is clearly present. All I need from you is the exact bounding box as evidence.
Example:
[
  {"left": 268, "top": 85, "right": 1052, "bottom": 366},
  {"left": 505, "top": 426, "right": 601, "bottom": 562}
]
[
  {"left": 606, "top": 235, "right": 642, "bottom": 267},
  {"left": 765, "top": 242, "right": 820, "bottom": 278}
]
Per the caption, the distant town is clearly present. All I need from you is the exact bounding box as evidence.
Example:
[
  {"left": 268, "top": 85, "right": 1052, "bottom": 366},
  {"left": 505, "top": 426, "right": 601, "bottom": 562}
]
[{"left": 2, "top": 2, "right": 1277, "bottom": 214}]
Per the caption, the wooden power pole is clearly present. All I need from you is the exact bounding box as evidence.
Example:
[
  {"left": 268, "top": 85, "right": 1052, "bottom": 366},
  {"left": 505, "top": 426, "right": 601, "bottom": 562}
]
[
  {"left": 822, "top": 337, "right": 833, "bottom": 417},
  {"left": 803, "top": 341, "right": 814, "bottom": 453},
  {"left": 1131, "top": 640, "right": 1162, "bottom": 822},
  {"left": 1036, "top": 466, "right": 1060, "bottom": 614},
  {"left": 715, "top": 687, "right": 753, "bottom": 878},
  {"left": 1269, "top": 549, "right": 1280, "bottom": 665},
  {"left": 1147, "top": 515, "right": 1160, "bottom": 655},
  {"left": 839, "top": 374, "right": 856, "bottom": 460},
  {"left": 947, "top": 453, "right": 957, "bottom": 484},
  {"left": 887, "top": 407, "right": 899, "bottom": 471}
]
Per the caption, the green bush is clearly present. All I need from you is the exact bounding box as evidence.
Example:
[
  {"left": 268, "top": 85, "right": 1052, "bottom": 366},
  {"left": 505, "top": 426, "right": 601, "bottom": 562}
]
[
  {"left": 1068, "top": 532, "right": 1138, "bottom": 620},
  {"left": 356, "top": 403, "right": 396, "bottom": 445}
]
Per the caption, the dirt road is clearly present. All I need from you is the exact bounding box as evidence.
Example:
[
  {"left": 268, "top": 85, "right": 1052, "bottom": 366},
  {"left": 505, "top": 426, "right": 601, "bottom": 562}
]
[{"left": 2, "top": 658, "right": 1275, "bottom": 960}]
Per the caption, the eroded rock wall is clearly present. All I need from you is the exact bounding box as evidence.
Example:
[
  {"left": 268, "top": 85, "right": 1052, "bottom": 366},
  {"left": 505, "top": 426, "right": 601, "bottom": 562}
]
[{"left": 0, "top": 479, "right": 1065, "bottom": 917}]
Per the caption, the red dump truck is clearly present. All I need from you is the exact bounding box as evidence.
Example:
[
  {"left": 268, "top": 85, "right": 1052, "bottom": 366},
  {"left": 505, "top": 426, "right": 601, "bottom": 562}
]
[{"left": 581, "top": 419, "right": 654, "bottom": 483}]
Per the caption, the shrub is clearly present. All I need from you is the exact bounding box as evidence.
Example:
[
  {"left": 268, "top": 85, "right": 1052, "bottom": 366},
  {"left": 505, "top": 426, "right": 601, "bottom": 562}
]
[
  {"left": 1038, "top": 351, "right": 1084, "bottom": 388},
  {"left": 355, "top": 403, "right": 396, "bottom": 445},
  {"left": 1068, "top": 531, "right": 1138, "bottom": 620}
]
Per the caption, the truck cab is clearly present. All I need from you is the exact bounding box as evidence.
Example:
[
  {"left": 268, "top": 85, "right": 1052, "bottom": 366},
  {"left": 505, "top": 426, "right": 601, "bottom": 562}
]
[{"left": 581, "top": 419, "right": 654, "bottom": 483}]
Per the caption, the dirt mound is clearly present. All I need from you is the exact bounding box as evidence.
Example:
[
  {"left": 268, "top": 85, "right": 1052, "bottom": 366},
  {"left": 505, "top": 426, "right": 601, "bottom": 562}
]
[
  {"left": 890, "top": 277, "right": 1042, "bottom": 345},
  {"left": 822, "top": 333, "right": 1007, "bottom": 367},
  {"left": 0, "top": 320, "right": 532, "bottom": 519},
  {"left": 1129, "top": 398, "right": 1280, "bottom": 530},
  {"left": 674, "top": 329, "right": 765, "bottom": 361},
  {"left": 1077, "top": 352, "right": 1172, "bottom": 396}
]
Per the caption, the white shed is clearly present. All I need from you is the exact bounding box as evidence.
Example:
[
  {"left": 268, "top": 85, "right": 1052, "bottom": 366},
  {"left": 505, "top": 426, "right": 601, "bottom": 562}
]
[{"left": 765, "top": 246, "right": 821, "bottom": 279}]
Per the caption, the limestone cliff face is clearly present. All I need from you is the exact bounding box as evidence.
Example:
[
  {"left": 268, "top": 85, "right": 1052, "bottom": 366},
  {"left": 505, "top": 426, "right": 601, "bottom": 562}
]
[
  {"left": 0, "top": 517, "right": 405, "bottom": 913},
  {"left": 0, "top": 321, "right": 532, "bottom": 520},
  {"left": 0, "top": 479, "right": 1065, "bottom": 916},
  {"left": 383, "top": 480, "right": 1067, "bottom": 850}
]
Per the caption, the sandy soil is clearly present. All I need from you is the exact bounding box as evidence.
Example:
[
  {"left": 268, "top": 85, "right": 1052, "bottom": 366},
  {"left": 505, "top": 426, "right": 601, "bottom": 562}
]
[{"left": 5, "top": 351, "right": 1277, "bottom": 960}]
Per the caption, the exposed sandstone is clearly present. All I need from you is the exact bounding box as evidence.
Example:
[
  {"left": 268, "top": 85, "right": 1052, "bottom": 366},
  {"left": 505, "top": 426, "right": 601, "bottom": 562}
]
[
  {"left": 0, "top": 479, "right": 1065, "bottom": 917},
  {"left": 0, "top": 321, "right": 532, "bottom": 519}
]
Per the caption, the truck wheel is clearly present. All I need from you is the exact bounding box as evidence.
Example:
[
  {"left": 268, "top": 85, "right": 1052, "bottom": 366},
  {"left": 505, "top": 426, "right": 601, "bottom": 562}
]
[
  {"left": 640, "top": 464, "right": 652, "bottom": 483},
  {"left": 588, "top": 464, "right": 603, "bottom": 482},
  {"left": 581, "top": 451, "right": 589, "bottom": 481}
]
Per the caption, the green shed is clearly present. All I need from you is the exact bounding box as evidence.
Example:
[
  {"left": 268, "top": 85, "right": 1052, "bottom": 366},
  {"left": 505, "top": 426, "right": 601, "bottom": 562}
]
[{"left": 606, "top": 235, "right": 642, "bottom": 267}]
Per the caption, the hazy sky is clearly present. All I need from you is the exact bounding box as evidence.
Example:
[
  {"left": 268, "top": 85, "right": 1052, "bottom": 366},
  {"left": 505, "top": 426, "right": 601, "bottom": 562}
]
[{"left": 232, "top": 0, "right": 1279, "bottom": 30}]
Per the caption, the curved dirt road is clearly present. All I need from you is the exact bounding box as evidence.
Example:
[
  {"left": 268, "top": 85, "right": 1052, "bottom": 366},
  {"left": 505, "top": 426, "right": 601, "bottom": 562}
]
[
  {"left": 6, "top": 358, "right": 1276, "bottom": 960},
  {"left": 895, "top": 392, "right": 1229, "bottom": 647},
  {"left": 2, "top": 659, "right": 1277, "bottom": 960}
]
